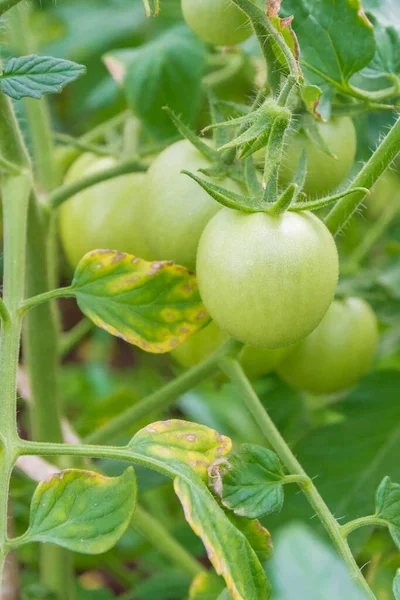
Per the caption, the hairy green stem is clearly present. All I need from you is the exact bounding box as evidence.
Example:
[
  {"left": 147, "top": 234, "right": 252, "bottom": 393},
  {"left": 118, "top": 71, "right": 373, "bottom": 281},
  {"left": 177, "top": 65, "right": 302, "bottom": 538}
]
[
  {"left": 132, "top": 505, "right": 204, "bottom": 578},
  {"left": 340, "top": 516, "right": 388, "bottom": 539},
  {"left": 85, "top": 338, "right": 243, "bottom": 445},
  {"left": 8, "top": 3, "right": 58, "bottom": 192},
  {"left": 326, "top": 116, "right": 400, "bottom": 236},
  {"left": 0, "top": 90, "right": 31, "bottom": 591},
  {"left": 48, "top": 158, "right": 148, "bottom": 208},
  {"left": 19, "top": 286, "right": 75, "bottom": 316},
  {"left": 220, "top": 358, "right": 376, "bottom": 600},
  {"left": 8, "top": 5, "right": 77, "bottom": 594}
]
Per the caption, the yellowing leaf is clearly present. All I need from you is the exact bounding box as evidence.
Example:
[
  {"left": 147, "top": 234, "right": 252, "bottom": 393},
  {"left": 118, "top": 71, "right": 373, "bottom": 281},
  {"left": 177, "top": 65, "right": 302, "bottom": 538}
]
[
  {"left": 21, "top": 468, "right": 137, "bottom": 554},
  {"left": 130, "top": 419, "right": 231, "bottom": 480},
  {"left": 175, "top": 477, "right": 271, "bottom": 600},
  {"left": 72, "top": 249, "right": 210, "bottom": 353}
]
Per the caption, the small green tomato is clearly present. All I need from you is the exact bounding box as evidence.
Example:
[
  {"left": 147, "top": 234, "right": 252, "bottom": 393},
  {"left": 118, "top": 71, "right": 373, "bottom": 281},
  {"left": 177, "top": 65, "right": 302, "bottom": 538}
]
[
  {"left": 277, "top": 297, "right": 379, "bottom": 394},
  {"left": 59, "top": 153, "right": 152, "bottom": 268},
  {"left": 181, "top": 0, "right": 252, "bottom": 46}
]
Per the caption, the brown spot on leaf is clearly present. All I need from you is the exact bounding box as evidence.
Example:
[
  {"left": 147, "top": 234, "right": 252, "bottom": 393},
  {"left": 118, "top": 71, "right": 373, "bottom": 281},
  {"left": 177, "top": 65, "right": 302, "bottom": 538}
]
[
  {"left": 112, "top": 252, "right": 126, "bottom": 263},
  {"left": 132, "top": 257, "right": 141, "bottom": 265},
  {"left": 267, "top": 0, "right": 282, "bottom": 17}
]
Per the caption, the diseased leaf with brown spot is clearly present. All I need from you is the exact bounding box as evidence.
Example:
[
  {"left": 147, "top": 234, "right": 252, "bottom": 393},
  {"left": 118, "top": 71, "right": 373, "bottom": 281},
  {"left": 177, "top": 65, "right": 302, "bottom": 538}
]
[
  {"left": 18, "top": 468, "right": 137, "bottom": 554},
  {"left": 175, "top": 477, "right": 272, "bottom": 600},
  {"left": 267, "top": 0, "right": 283, "bottom": 17},
  {"left": 71, "top": 250, "right": 210, "bottom": 353},
  {"left": 129, "top": 419, "right": 231, "bottom": 480},
  {"left": 127, "top": 420, "right": 269, "bottom": 599}
]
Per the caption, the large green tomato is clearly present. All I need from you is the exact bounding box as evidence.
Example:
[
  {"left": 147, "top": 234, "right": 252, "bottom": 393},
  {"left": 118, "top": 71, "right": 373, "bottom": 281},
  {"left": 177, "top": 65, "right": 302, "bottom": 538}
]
[
  {"left": 59, "top": 153, "right": 153, "bottom": 268},
  {"left": 277, "top": 298, "right": 379, "bottom": 394},
  {"left": 279, "top": 117, "right": 357, "bottom": 198},
  {"left": 196, "top": 208, "right": 339, "bottom": 349},
  {"left": 181, "top": 0, "right": 252, "bottom": 46},
  {"left": 172, "top": 320, "right": 294, "bottom": 378},
  {"left": 142, "top": 140, "right": 241, "bottom": 271}
]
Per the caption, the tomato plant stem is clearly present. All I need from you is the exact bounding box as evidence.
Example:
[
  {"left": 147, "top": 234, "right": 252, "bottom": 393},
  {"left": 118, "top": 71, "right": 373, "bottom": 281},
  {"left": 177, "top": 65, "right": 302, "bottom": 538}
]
[
  {"left": 19, "top": 286, "right": 75, "bottom": 316},
  {"left": 8, "top": 4, "right": 58, "bottom": 191},
  {"left": 220, "top": 358, "right": 377, "bottom": 600},
  {"left": 84, "top": 338, "right": 243, "bottom": 445},
  {"left": 132, "top": 505, "right": 205, "bottom": 578},
  {"left": 8, "top": 7, "right": 77, "bottom": 595},
  {"left": 326, "top": 116, "right": 400, "bottom": 236},
  {"left": 340, "top": 516, "right": 388, "bottom": 539},
  {"left": 48, "top": 158, "right": 148, "bottom": 208},
  {"left": 0, "top": 90, "right": 31, "bottom": 592}
]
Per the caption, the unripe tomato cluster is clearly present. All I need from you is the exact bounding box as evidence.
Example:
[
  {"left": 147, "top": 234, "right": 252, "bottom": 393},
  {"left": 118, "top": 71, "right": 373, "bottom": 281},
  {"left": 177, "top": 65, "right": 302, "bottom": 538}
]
[{"left": 58, "top": 0, "right": 379, "bottom": 395}]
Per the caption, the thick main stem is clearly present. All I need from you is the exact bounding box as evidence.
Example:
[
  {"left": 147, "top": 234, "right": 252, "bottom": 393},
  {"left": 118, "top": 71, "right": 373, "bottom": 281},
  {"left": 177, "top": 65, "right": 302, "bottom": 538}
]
[
  {"left": 0, "top": 90, "right": 31, "bottom": 591},
  {"left": 8, "top": 5, "right": 76, "bottom": 597},
  {"left": 220, "top": 358, "right": 376, "bottom": 600}
]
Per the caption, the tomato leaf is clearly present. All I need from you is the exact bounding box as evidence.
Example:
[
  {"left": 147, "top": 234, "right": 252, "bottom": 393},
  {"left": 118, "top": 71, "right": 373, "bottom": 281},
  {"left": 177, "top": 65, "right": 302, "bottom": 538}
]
[
  {"left": 0, "top": 55, "right": 86, "bottom": 100},
  {"left": 282, "top": 0, "right": 376, "bottom": 110},
  {"left": 189, "top": 572, "right": 226, "bottom": 600},
  {"left": 19, "top": 468, "right": 137, "bottom": 554},
  {"left": 72, "top": 250, "right": 210, "bottom": 354},
  {"left": 129, "top": 420, "right": 271, "bottom": 600},
  {"left": 174, "top": 477, "right": 272, "bottom": 600},
  {"left": 104, "top": 25, "right": 206, "bottom": 140},
  {"left": 375, "top": 477, "right": 400, "bottom": 548},
  {"left": 363, "top": 12, "right": 400, "bottom": 79},
  {"left": 129, "top": 419, "right": 231, "bottom": 480},
  {"left": 213, "top": 444, "right": 285, "bottom": 519}
]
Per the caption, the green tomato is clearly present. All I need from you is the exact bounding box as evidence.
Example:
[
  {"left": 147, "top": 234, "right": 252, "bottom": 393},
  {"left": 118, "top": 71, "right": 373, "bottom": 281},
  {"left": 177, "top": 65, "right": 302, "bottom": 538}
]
[
  {"left": 142, "top": 140, "right": 241, "bottom": 271},
  {"left": 365, "top": 169, "right": 400, "bottom": 221},
  {"left": 181, "top": 0, "right": 252, "bottom": 46},
  {"left": 277, "top": 297, "right": 379, "bottom": 394},
  {"left": 279, "top": 117, "right": 357, "bottom": 198},
  {"left": 196, "top": 208, "right": 339, "bottom": 349},
  {"left": 172, "top": 320, "right": 294, "bottom": 378},
  {"left": 59, "top": 153, "right": 153, "bottom": 269}
]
